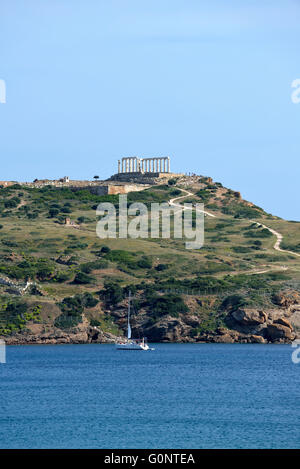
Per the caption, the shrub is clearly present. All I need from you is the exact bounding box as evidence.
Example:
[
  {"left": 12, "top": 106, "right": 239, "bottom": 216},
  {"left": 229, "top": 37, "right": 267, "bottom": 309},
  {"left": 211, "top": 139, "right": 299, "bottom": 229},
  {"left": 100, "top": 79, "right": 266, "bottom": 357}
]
[
  {"left": 147, "top": 294, "right": 188, "bottom": 319},
  {"left": 155, "top": 264, "right": 168, "bottom": 271},
  {"left": 4, "top": 199, "right": 18, "bottom": 208},
  {"left": 49, "top": 208, "right": 60, "bottom": 218},
  {"left": 101, "top": 282, "right": 123, "bottom": 305},
  {"left": 61, "top": 207, "right": 72, "bottom": 214},
  {"left": 220, "top": 295, "right": 247, "bottom": 312},
  {"left": 79, "top": 259, "right": 108, "bottom": 273},
  {"left": 100, "top": 246, "right": 111, "bottom": 253},
  {"left": 231, "top": 246, "right": 252, "bottom": 253},
  {"left": 244, "top": 228, "right": 272, "bottom": 239},
  {"left": 73, "top": 272, "right": 94, "bottom": 284},
  {"left": 170, "top": 189, "right": 181, "bottom": 196},
  {"left": 196, "top": 189, "right": 211, "bottom": 202},
  {"left": 55, "top": 293, "right": 98, "bottom": 329},
  {"left": 168, "top": 178, "right": 177, "bottom": 185},
  {"left": 137, "top": 256, "right": 152, "bottom": 269}
]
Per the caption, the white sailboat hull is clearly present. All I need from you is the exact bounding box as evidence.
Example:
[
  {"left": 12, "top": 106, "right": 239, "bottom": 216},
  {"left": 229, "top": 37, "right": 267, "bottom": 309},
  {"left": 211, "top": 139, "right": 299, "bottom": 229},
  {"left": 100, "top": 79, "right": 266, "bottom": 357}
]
[
  {"left": 116, "top": 291, "right": 154, "bottom": 351},
  {"left": 116, "top": 341, "right": 150, "bottom": 351}
]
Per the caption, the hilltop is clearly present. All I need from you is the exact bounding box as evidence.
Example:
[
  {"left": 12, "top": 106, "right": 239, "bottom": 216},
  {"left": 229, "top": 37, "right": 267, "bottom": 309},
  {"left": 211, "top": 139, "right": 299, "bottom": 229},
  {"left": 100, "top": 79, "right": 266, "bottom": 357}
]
[{"left": 0, "top": 174, "right": 299, "bottom": 344}]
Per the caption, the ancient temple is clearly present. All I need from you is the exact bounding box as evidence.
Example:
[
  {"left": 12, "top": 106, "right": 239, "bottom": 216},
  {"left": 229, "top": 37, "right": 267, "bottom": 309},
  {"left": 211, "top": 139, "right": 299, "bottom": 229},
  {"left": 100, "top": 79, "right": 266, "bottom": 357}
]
[{"left": 118, "top": 156, "right": 170, "bottom": 174}]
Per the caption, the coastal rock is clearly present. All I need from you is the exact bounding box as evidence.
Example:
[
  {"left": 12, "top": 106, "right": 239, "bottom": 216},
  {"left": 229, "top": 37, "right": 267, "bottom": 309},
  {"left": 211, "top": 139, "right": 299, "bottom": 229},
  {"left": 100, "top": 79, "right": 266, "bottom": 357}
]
[
  {"left": 212, "top": 334, "right": 235, "bottom": 343},
  {"left": 272, "top": 290, "right": 300, "bottom": 309},
  {"left": 232, "top": 308, "right": 267, "bottom": 326},
  {"left": 267, "top": 323, "right": 294, "bottom": 341},
  {"left": 250, "top": 335, "right": 266, "bottom": 344},
  {"left": 145, "top": 316, "right": 191, "bottom": 342},
  {"left": 273, "top": 317, "right": 293, "bottom": 329}
]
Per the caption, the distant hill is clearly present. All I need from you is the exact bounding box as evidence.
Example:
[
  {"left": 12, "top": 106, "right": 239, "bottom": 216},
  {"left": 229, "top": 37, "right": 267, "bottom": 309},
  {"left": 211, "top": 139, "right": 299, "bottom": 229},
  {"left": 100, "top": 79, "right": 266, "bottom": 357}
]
[{"left": 0, "top": 175, "right": 299, "bottom": 344}]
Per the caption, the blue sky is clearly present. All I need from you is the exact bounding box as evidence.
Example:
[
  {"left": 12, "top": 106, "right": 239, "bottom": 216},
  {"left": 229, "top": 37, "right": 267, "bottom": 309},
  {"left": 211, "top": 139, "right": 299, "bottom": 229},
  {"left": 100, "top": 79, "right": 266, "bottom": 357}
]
[{"left": 0, "top": 0, "right": 300, "bottom": 219}]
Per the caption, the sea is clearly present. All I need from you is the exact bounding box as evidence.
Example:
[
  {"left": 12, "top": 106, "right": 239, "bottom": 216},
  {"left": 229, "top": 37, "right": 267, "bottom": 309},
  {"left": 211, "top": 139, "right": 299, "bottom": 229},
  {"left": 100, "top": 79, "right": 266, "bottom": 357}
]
[{"left": 0, "top": 343, "right": 299, "bottom": 449}]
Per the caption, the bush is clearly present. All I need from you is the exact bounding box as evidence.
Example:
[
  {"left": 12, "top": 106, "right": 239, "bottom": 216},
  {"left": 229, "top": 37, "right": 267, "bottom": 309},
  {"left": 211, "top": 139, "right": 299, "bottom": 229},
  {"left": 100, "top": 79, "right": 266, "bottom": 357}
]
[
  {"left": 196, "top": 189, "right": 211, "bottom": 202},
  {"left": 49, "top": 208, "right": 60, "bottom": 218},
  {"left": 61, "top": 207, "right": 72, "bottom": 214},
  {"left": 168, "top": 178, "right": 177, "bottom": 185},
  {"left": 220, "top": 295, "right": 247, "bottom": 312},
  {"left": 101, "top": 282, "right": 123, "bottom": 306},
  {"left": 52, "top": 271, "right": 71, "bottom": 283},
  {"left": 155, "top": 264, "right": 168, "bottom": 271},
  {"left": 55, "top": 293, "right": 98, "bottom": 329},
  {"left": 244, "top": 228, "right": 272, "bottom": 239},
  {"left": 231, "top": 246, "right": 252, "bottom": 253},
  {"left": 170, "top": 189, "right": 181, "bottom": 196},
  {"left": 73, "top": 272, "right": 94, "bottom": 284},
  {"left": 79, "top": 259, "right": 108, "bottom": 273},
  {"left": 100, "top": 246, "right": 111, "bottom": 253},
  {"left": 4, "top": 199, "right": 18, "bottom": 208},
  {"left": 137, "top": 256, "right": 152, "bottom": 269},
  {"left": 147, "top": 294, "right": 188, "bottom": 319}
]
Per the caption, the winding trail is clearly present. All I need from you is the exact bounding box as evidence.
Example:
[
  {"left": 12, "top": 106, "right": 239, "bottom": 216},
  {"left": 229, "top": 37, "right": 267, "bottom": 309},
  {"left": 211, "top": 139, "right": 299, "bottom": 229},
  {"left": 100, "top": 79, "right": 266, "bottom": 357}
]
[
  {"left": 169, "top": 188, "right": 216, "bottom": 218},
  {"left": 169, "top": 187, "right": 300, "bottom": 259},
  {"left": 252, "top": 222, "right": 300, "bottom": 258}
]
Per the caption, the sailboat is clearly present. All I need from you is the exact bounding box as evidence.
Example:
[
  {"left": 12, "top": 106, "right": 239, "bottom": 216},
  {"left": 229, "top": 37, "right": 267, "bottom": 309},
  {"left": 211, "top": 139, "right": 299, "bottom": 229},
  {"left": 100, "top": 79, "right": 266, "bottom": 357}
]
[{"left": 115, "top": 291, "right": 151, "bottom": 350}]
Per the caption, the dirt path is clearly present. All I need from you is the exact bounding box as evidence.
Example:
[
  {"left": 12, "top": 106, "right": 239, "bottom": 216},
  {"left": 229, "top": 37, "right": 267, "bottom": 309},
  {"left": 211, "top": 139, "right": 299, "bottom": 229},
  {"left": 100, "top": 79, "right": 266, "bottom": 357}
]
[
  {"left": 252, "top": 222, "right": 300, "bottom": 258},
  {"left": 169, "top": 188, "right": 216, "bottom": 218},
  {"left": 169, "top": 187, "right": 300, "bottom": 260}
]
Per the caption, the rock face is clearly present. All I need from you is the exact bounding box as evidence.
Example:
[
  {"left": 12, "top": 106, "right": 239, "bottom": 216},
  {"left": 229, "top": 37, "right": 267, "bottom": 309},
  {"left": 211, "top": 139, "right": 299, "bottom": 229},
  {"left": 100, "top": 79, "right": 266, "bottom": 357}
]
[
  {"left": 272, "top": 290, "right": 300, "bottom": 309},
  {"left": 2, "top": 288, "right": 299, "bottom": 345},
  {"left": 228, "top": 306, "right": 296, "bottom": 344},
  {"left": 266, "top": 323, "right": 294, "bottom": 341},
  {"left": 145, "top": 316, "right": 192, "bottom": 342},
  {"left": 232, "top": 308, "right": 267, "bottom": 326},
  {"left": 3, "top": 325, "right": 120, "bottom": 345}
]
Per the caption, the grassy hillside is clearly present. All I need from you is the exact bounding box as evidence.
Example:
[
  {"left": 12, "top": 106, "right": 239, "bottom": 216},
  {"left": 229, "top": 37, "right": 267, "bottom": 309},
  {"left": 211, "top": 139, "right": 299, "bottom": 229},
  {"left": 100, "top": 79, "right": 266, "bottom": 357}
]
[{"left": 0, "top": 176, "right": 299, "bottom": 340}]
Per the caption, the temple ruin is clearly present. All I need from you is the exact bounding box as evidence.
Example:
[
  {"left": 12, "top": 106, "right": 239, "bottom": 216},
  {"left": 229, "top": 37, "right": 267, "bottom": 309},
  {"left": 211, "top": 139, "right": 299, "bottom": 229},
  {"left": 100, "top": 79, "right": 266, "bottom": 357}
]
[{"left": 118, "top": 156, "right": 170, "bottom": 174}]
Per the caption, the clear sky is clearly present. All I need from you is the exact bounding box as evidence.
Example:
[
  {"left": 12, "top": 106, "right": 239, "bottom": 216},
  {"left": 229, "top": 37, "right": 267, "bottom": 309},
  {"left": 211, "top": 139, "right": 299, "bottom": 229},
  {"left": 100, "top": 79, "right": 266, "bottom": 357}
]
[{"left": 0, "top": 1, "right": 300, "bottom": 220}]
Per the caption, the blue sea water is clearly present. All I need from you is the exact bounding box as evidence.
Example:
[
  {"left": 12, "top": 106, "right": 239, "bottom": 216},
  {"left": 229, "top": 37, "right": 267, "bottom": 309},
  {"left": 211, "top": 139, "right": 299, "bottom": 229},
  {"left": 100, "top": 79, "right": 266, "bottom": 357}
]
[{"left": 0, "top": 343, "right": 299, "bottom": 449}]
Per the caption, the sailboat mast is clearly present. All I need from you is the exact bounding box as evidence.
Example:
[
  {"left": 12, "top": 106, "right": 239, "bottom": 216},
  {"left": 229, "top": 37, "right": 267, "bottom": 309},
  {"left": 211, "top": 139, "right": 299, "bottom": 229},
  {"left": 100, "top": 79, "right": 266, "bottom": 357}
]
[{"left": 127, "top": 290, "right": 131, "bottom": 339}]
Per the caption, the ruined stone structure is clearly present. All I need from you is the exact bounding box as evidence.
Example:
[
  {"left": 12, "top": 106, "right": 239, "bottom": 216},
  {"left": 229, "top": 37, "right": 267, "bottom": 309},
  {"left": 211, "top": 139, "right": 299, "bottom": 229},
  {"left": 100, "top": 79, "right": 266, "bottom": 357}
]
[{"left": 118, "top": 156, "right": 170, "bottom": 174}]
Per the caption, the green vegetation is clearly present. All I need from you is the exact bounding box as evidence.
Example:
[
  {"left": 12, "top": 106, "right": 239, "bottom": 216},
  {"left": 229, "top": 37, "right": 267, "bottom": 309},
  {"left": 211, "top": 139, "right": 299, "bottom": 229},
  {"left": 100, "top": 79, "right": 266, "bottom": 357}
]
[
  {"left": 0, "top": 301, "right": 41, "bottom": 335},
  {"left": 0, "top": 179, "right": 299, "bottom": 340},
  {"left": 54, "top": 293, "right": 98, "bottom": 329},
  {"left": 146, "top": 293, "right": 188, "bottom": 319}
]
